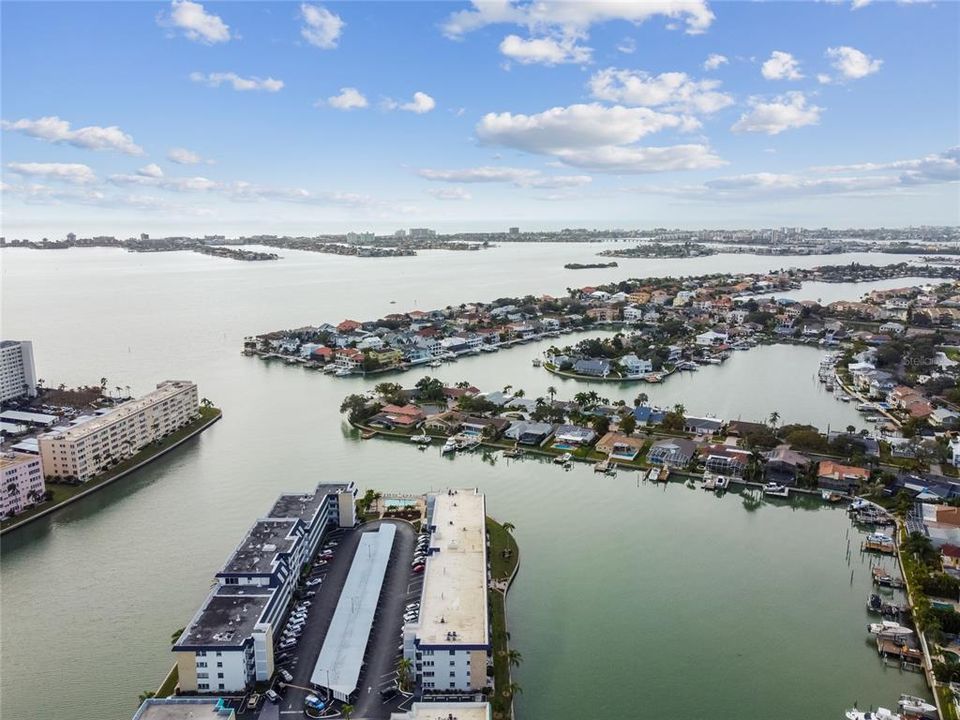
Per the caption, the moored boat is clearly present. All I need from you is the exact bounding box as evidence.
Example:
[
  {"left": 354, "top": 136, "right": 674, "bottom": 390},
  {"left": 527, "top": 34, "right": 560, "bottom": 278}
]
[
  {"left": 410, "top": 434, "right": 432, "bottom": 445},
  {"left": 845, "top": 708, "right": 902, "bottom": 720},
  {"left": 897, "top": 694, "right": 936, "bottom": 717},
  {"left": 763, "top": 482, "right": 789, "bottom": 498},
  {"left": 441, "top": 437, "right": 458, "bottom": 454},
  {"left": 554, "top": 452, "right": 573, "bottom": 465}
]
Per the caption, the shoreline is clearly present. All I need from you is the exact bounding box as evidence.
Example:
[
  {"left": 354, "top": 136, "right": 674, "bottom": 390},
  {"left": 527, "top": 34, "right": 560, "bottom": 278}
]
[{"left": 0, "top": 407, "right": 222, "bottom": 536}]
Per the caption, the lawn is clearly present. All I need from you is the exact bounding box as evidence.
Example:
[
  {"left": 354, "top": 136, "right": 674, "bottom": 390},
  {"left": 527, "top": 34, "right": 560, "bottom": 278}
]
[
  {"left": 486, "top": 517, "right": 519, "bottom": 581},
  {"left": 486, "top": 516, "right": 520, "bottom": 720},
  {"left": 1, "top": 407, "right": 221, "bottom": 532}
]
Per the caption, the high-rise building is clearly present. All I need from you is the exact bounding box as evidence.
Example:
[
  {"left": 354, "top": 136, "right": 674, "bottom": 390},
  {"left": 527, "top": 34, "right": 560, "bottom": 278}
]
[
  {"left": 38, "top": 380, "right": 198, "bottom": 481},
  {"left": 508, "top": 226, "right": 519, "bottom": 235},
  {"left": 0, "top": 340, "right": 37, "bottom": 403},
  {"left": 408, "top": 228, "right": 436, "bottom": 239},
  {"left": 66, "top": 232, "right": 77, "bottom": 243}
]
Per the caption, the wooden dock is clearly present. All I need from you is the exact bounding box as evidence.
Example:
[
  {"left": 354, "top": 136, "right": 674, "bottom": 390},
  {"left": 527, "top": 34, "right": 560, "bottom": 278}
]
[
  {"left": 872, "top": 566, "right": 906, "bottom": 588},
  {"left": 877, "top": 637, "right": 924, "bottom": 664},
  {"left": 863, "top": 539, "right": 897, "bottom": 554}
]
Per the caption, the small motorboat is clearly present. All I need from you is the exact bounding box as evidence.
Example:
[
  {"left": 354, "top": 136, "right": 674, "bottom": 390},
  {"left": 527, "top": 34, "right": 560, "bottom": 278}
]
[
  {"left": 846, "top": 708, "right": 902, "bottom": 720},
  {"left": 503, "top": 447, "right": 525, "bottom": 458},
  {"left": 867, "top": 532, "right": 894, "bottom": 545},
  {"left": 428, "top": 360, "right": 442, "bottom": 368},
  {"left": 334, "top": 368, "right": 352, "bottom": 377},
  {"left": 763, "top": 482, "right": 789, "bottom": 498},
  {"left": 714, "top": 476, "right": 729, "bottom": 490},
  {"left": 822, "top": 490, "right": 843, "bottom": 503},
  {"left": 554, "top": 452, "right": 573, "bottom": 465},
  {"left": 441, "top": 438, "right": 458, "bottom": 454},
  {"left": 866, "top": 594, "right": 883, "bottom": 613},
  {"left": 897, "top": 694, "right": 936, "bottom": 717},
  {"left": 410, "top": 434, "right": 432, "bottom": 445},
  {"left": 531, "top": 358, "right": 541, "bottom": 367}
]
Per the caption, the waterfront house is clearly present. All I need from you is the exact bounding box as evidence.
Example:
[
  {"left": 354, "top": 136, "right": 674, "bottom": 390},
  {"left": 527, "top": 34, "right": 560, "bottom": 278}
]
[
  {"left": 667, "top": 345, "right": 683, "bottom": 362},
  {"left": 457, "top": 414, "right": 510, "bottom": 438},
  {"left": 683, "top": 416, "right": 725, "bottom": 436},
  {"left": 503, "top": 421, "right": 555, "bottom": 446},
  {"left": 920, "top": 504, "right": 960, "bottom": 549},
  {"left": 553, "top": 424, "right": 596, "bottom": 446},
  {"left": 335, "top": 348, "right": 364, "bottom": 370},
  {"left": 587, "top": 306, "right": 618, "bottom": 323},
  {"left": 695, "top": 330, "right": 728, "bottom": 347},
  {"left": 310, "top": 346, "right": 335, "bottom": 363},
  {"left": 424, "top": 411, "right": 462, "bottom": 434},
  {"left": 619, "top": 354, "right": 653, "bottom": 377},
  {"left": 337, "top": 319, "right": 363, "bottom": 333},
  {"left": 941, "top": 545, "right": 960, "bottom": 576},
  {"left": 700, "top": 444, "right": 751, "bottom": 476},
  {"left": 595, "top": 432, "right": 645, "bottom": 461},
  {"left": 633, "top": 405, "right": 666, "bottom": 425},
  {"left": 623, "top": 305, "right": 644, "bottom": 323},
  {"left": 648, "top": 438, "right": 697, "bottom": 468},
  {"left": 573, "top": 358, "right": 612, "bottom": 378},
  {"left": 817, "top": 460, "right": 869, "bottom": 493},
  {"left": 931, "top": 405, "right": 960, "bottom": 427},
  {"left": 764, "top": 445, "right": 810, "bottom": 486},
  {"left": 367, "top": 404, "right": 425, "bottom": 430}
]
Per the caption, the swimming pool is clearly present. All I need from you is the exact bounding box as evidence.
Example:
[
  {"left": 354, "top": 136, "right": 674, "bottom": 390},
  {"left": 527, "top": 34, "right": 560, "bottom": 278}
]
[
  {"left": 384, "top": 498, "right": 417, "bottom": 508},
  {"left": 553, "top": 443, "right": 576, "bottom": 450}
]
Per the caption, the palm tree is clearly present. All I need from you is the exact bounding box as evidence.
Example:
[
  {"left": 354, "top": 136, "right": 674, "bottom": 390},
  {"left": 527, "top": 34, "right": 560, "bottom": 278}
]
[
  {"left": 502, "top": 384, "right": 513, "bottom": 395},
  {"left": 341, "top": 704, "right": 354, "bottom": 720},
  {"left": 507, "top": 649, "right": 523, "bottom": 667},
  {"left": 138, "top": 690, "right": 156, "bottom": 705},
  {"left": 768, "top": 411, "right": 780, "bottom": 428},
  {"left": 100, "top": 377, "right": 108, "bottom": 389},
  {"left": 673, "top": 403, "right": 686, "bottom": 416},
  {"left": 200, "top": 397, "right": 213, "bottom": 409},
  {"left": 547, "top": 386, "right": 557, "bottom": 403},
  {"left": 514, "top": 388, "right": 525, "bottom": 398},
  {"left": 502, "top": 521, "right": 515, "bottom": 533},
  {"left": 396, "top": 657, "right": 413, "bottom": 691},
  {"left": 504, "top": 682, "right": 523, "bottom": 698}
]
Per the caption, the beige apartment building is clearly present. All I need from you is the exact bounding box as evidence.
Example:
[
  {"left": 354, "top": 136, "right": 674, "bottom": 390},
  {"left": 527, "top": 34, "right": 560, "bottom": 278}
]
[
  {"left": 0, "top": 451, "right": 45, "bottom": 519},
  {"left": 39, "top": 380, "right": 199, "bottom": 481}
]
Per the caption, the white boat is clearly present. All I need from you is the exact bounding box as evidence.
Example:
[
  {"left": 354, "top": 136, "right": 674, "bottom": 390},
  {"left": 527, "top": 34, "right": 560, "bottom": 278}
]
[
  {"left": 531, "top": 358, "right": 541, "bottom": 367},
  {"left": 441, "top": 438, "right": 458, "bottom": 454},
  {"left": 849, "top": 499, "right": 871, "bottom": 512},
  {"left": 428, "top": 360, "right": 442, "bottom": 368},
  {"left": 714, "top": 476, "right": 729, "bottom": 490},
  {"left": 553, "top": 452, "right": 573, "bottom": 465},
  {"left": 845, "top": 709, "right": 902, "bottom": 720},
  {"left": 839, "top": 395, "right": 852, "bottom": 402},
  {"left": 867, "top": 620, "right": 912, "bottom": 637},
  {"left": 763, "top": 482, "right": 789, "bottom": 498},
  {"left": 410, "top": 434, "right": 432, "bottom": 445},
  {"left": 334, "top": 368, "right": 352, "bottom": 377},
  {"left": 897, "top": 694, "right": 936, "bottom": 716},
  {"left": 867, "top": 532, "right": 893, "bottom": 545}
]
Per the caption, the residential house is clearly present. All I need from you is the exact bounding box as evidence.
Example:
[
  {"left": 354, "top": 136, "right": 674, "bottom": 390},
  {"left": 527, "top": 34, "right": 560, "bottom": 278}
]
[
  {"left": 367, "top": 404, "right": 426, "bottom": 430},
  {"left": 503, "top": 421, "right": 555, "bottom": 446},
  {"left": 683, "top": 416, "right": 724, "bottom": 435},
  {"left": 764, "top": 445, "right": 810, "bottom": 487},
  {"left": 700, "top": 444, "right": 751, "bottom": 476},
  {"left": 595, "top": 432, "right": 645, "bottom": 461},
  {"left": 647, "top": 438, "right": 697, "bottom": 468},
  {"left": 335, "top": 348, "right": 364, "bottom": 370},
  {"left": 573, "top": 358, "right": 612, "bottom": 378},
  {"left": 586, "top": 307, "right": 618, "bottom": 323},
  {"left": 458, "top": 414, "right": 510, "bottom": 438},
  {"left": 619, "top": 354, "right": 653, "bottom": 377},
  {"left": 553, "top": 424, "right": 596, "bottom": 446},
  {"left": 633, "top": 405, "right": 666, "bottom": 425},
  {"left": 695, "top": 330, "right": 728, "bottom": 347},
  {"left": 817, "top": 460, "right": 869, "bottom": 493},
  {"left": 336, "top": 319, "right": 362, "bottom": 333}
]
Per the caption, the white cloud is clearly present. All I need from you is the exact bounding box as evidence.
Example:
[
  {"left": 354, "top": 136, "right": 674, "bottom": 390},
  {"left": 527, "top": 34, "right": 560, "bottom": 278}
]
[
  {"left": 167, "top": 147, "right": 207, "bottom": 165},
  {"left": 137, "top": 163, "right": 165, "bottom": 178},
  {"left": 190, "top": 72, "right": 284, "bottom": 92},
  {"left": 825, "top": 46, "right": 882, "bottom": 80},
  {"left": 383, "top": 92, "right": 436, "bottom": 114},
  {"left": 427, "top": 187, "right": 473, "bottom": 201},
  {"left": 499, "top": 34, "right": 592, "bottom": 65},
  {"left": 761, "top": 51, "right": 803, "bottom": 80},
  {"left": 476, "top": 102, "right": 722, "bottom": 173},
  {"left": 811, "top": 146, "right": 959, "bottom": 185},
  {"left": 731, "top": 92, "right": 822, "bottom": 135},
  {"left": 1, "top": 116, "right": 143, "bottom": 155},
  {"left": 703, "top": 53, "right": 728, "bottom": 71},
  {"left": 418, "top": 166, "right": 592, "bottom": 188},
  {"left": 110, "top": 173, "right": 219, "bottom": 192},
  {"left": 7, "top": 162, "right": 97, "bottom": 184},
  {"left": 817, "top": 73, "right": 833, "bottom": 85},
  {"left": 616, "top": 37, "right": 636, "bottom": 55},
  {"left": 588, "top": 68, "right": 734, "bottom": 114},
  {"left": 300, "top": 3, "right": 344, "bottom": 49},
  {"left": 161, "top": 0, "right": 231, "bottom": 44},
  {"left": 326, "top": 87, "right": 369, "bottom": 110},
  {"left": 442, "top": 0, "right": 715, "bottom": 39}
]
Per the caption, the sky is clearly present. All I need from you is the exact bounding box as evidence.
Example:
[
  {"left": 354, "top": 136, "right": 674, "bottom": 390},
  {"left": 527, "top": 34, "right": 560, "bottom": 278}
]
[{"left": 1, "top": 0, "right": 958, "bottom": 239}]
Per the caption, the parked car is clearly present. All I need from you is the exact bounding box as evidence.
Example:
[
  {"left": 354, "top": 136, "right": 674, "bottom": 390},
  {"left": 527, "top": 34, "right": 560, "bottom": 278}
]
[
  {"left": 306, "top": 579, "right": 322, "bottom": 587},
  {"left": 246, "top": 694, "right": 261, "bottom": 710},
  {"left": 412, "top": 564, "right": 425, "bottom": 573},
  {"left": 278, "top": 669, "right": 293, "bottom": 683},
  {"left": 265, "top": 689, "right": 280, "bottom": 704},
  {"left": 305, "top": 694, "right": 326, "bottom": 711},
  {"left": 305, "top": 590, "right": 317, "bottom": 597},
  {"left": 380, "top": 686, "right": 398, "bottom": 700}
]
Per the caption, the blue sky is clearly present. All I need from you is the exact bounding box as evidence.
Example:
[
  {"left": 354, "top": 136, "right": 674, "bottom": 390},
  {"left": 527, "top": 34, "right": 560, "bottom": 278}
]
[{"left": 1, "top": 0, "right": 958, "bottom": 238}]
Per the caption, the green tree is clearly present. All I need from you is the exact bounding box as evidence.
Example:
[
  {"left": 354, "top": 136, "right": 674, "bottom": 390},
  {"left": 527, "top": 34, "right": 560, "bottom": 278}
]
[
  {"left": 546, "top": 386, "right": 557, "bottom": 403},
  {"left": 634, "top": 392, "right": 649, "bottom": 407},
  {"left": 592, "top": 415, "right": 610, "bottom": 438},
  {"left": 619, "top": 413, "right": 637, "bottom": 436},
  {"left": 342, "top": 703, "right": 354, "bottom": 720},
  {"left": 768, "top": 411, "right": 780, "bottom": 428},
  {"left": 396, "top": 657, "right": 413, "bottom": 691},
  {"left": 507, "top": 649, "right": 523, "bottom": 667}
]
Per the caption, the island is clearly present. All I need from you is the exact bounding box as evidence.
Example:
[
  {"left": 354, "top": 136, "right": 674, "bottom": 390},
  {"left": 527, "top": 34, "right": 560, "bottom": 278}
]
[{"left": 564, "top": 261, "right": 619, "bottom": 270}]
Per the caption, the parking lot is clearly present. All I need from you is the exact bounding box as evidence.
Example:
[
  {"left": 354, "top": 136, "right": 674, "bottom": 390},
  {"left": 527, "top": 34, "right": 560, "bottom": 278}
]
[{"left": 254, "top": 519, "right": 421, "bottom": 719}]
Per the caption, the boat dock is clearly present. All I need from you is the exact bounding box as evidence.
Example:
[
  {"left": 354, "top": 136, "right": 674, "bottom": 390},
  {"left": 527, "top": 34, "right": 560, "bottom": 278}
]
[
  {"left": 871, "top": 566, "right": 906, "bottom": 589},
  {"left": 863, "top": 538, "right": 897, "bottom": 554},
  {"left": 876, "top": 637, "right": 924, "bottom": 668}
]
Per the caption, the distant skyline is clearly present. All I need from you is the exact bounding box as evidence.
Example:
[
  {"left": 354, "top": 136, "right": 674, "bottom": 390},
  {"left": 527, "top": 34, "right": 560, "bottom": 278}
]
[{"left": 1, "top": 0, "right": 958, "bottom": 239}]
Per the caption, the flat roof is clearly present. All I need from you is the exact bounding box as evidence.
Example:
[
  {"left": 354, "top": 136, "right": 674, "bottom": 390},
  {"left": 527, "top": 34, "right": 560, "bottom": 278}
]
[
  {"left": 0, "top": 422, "right": 27, "bottom": 434},
  {"left": 39, "top": 380, "right": 194, "bottom": 441},
  {"left": 0, "top": 409, "right": 58, "bottom": 425},
  {"left": 311, "top": 523, "right": 396, "bottom": 696},
  {"left": 175, "top": 588, "right": 272, "bottom": 648},
  {"left": 416, "top": 489, "right": 488, "bottom": 647},
  {"left": 393, "top": 702, "right": 491, "bottom": 720},
  {"left": 10, "top": 438, "right": 39, "bottom": 454},
  {"left": 0, "top": 452, "right": 39, "bottom": 469},
  {"left": 220, "top": 519, "right": 298, "bottom": 575},
  {"left": 133, "top": 698, "right": 233, "bottom": 720},
  {"left": 267, "top": 483, "right": 347, "bottom": 521}
]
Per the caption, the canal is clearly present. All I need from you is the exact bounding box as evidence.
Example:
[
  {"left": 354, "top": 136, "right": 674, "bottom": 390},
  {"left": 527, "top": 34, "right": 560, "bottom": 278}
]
[{"left": 0, "top": 245, "right": 936, "bottom": 719}]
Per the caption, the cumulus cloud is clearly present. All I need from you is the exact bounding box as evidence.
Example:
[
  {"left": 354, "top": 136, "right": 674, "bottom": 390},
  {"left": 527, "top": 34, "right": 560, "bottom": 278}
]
[
  {"left": 811, "top": 146, "right": 960, "bottom": 185},
  {"left": 167, "top": 147, "right": 207, "bottom": 165},
  {"left": 326, "top": 87, "right": 368, "bottom": 110},
  {"left": 300, "top": 3, "right": 344, "bottom": 49},
  {"left": 137, "top": 163, "right": 165, "bottom": 178},
  {"left": 616, "top": 37, "right": 636, "bottom": 55},
  {"left": 588, "top": 68, "right": 734, "bottom": 114},
  {"left": 160, "top": 0, "right": 231, "bottom": 44},
  {"left": 761, "top": 51, "right": 803, "bottom": 80},
  {"left": 1, "top": 116, "right": 143, "bottom": 155},
  {"left": 475, "top": 102, "right": 723, "bottom": 173},
  {"left": 418, "top": 166, "right": 592, "bottom": 188},
  {"left": 731, "top": 92, "right": 822, "bottom": 135},
  {"left": 442, "top": 0, "right": 715, "bottom": 39},
  {"left": 190, "top": 72, "right": 284, "bottom": 92},
  {"left": 110, "top": 172, "right": 219, "bottom": 192},
  {"left": 427, "top": 187, "right": 473, "bottom": 201},
  {"left": 825, "top": 46, "right": 883, "bottom": 80},
  {"left": 703, "top": 53, "right": 728, "bottom": 71},
  {"left": 383, "top": 92, "right": 436, "bottom": 114},
  {"left": 6, "top": 161, "right": 97, "bottom": 184},
  {"left": 499, "top": 34, "right": 591, "bottom": 65}
]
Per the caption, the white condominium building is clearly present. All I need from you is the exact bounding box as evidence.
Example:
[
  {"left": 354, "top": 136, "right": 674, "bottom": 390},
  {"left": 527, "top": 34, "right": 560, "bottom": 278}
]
[
  {"left": 0, "top": 451, "right": 45, "bottom": 519},
  {"left": 390, "top": 702, "right": 491, "bottom": 719},
  {"left": 38, "top": 380, "right": 199, "bottom": 481},
  {"left": 0, "top": 340, "right": 37, "bottom": 403},
  {"left": 404, "top": 488, "right": 489, "bottom": 695}
]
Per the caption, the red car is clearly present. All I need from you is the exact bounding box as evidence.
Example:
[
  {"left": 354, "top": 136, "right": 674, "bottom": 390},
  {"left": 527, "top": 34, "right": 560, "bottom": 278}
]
[{"left": 412, "top": 564, "right": 425, "bottom": 573}]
